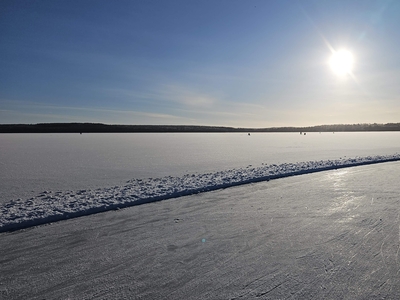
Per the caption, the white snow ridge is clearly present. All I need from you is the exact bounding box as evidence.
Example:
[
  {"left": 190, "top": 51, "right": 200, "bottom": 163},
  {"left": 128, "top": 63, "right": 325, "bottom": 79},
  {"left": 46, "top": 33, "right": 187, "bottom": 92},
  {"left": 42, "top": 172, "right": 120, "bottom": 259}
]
[{"left": 1, "top": 154, "right": 399, "bottom": 233}]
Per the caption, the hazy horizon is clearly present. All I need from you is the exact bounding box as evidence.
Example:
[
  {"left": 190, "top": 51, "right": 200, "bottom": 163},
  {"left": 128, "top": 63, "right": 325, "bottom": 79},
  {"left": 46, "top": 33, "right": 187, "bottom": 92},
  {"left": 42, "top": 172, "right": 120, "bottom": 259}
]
[{"left": 2, "top": 0, "right": 400, "bottom": 127}]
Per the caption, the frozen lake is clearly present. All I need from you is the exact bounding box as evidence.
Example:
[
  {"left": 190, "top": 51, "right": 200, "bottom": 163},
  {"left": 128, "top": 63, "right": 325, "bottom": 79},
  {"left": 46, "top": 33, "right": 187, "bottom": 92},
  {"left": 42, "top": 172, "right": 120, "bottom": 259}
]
[
  {"left": 1, "top": 132, "right": 400, "bottom": 203},
  {"left": 2, "top": 132, "right": 400, "bottom": 298},
  {"left": 2, "top": 162, "right": 400, "bottom": 299}
]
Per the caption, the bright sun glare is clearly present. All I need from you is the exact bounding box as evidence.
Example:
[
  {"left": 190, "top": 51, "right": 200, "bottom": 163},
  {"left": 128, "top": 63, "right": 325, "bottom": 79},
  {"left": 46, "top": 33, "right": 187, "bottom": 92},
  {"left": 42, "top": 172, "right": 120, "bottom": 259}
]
[{"left": 329, "top": 49, "right": 354, "bottom": 76}]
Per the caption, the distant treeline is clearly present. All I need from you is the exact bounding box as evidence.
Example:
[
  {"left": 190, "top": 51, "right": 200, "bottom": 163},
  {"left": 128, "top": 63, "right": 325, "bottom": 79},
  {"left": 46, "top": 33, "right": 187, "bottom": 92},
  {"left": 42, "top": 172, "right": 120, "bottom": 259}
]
[{"left": 1, "top": 122, "right": 400, "bottom": 133}]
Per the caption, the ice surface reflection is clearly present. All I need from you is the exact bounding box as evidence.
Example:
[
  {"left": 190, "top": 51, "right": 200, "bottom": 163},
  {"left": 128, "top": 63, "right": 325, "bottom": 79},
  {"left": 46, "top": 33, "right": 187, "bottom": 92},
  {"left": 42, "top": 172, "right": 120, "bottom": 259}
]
[
  {"left": 326, "top": 169, "right": 363, "bottom": 221},
  {"left": 330, "top": 169, "right": 349, "bottom": 190}
]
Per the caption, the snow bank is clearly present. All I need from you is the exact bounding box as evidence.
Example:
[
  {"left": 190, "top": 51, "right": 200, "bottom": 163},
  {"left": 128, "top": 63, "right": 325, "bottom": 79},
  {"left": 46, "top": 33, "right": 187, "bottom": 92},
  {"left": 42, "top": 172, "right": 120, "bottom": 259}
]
[{"left": 1, "top": 154, "right": 399, "bottom": 233}]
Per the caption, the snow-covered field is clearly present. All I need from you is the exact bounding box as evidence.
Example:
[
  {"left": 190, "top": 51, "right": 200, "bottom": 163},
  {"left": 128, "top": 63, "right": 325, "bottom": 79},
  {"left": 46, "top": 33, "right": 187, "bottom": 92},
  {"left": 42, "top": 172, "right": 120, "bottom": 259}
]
[{"left": 1, "top": 161, "right": 400, "bottom": 299}]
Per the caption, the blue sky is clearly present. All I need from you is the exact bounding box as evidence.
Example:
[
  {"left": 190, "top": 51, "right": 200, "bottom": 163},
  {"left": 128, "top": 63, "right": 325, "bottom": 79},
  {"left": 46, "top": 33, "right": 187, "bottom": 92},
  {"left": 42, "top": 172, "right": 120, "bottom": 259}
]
[{"left": 1, "top": 0, "right": 400, "bottom": 127}]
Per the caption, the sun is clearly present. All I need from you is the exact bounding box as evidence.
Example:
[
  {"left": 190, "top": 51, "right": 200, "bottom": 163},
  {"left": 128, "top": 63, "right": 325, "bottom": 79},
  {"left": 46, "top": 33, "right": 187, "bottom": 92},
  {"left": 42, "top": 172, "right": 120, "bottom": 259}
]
[{"left": 329, "top": 49, "right": 354, "bottom": 76}]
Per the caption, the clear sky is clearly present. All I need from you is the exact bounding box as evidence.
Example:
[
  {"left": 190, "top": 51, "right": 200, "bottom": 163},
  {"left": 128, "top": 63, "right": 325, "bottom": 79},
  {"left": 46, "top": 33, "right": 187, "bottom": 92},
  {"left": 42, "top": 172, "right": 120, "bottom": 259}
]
[{"left": 1, "top": 0, "right": 400, "bottom": 127}]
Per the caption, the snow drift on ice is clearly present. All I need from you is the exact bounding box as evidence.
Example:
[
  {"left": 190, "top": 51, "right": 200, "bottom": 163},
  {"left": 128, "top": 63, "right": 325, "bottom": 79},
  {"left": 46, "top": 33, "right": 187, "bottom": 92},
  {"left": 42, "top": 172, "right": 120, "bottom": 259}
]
[{"left": 1, "top": 154, "right": 399, "bottom": 233}]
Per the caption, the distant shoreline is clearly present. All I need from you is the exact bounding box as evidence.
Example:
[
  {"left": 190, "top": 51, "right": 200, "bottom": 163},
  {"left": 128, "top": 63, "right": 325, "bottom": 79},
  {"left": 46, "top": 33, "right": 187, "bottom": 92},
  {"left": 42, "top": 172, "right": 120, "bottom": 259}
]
[{"left": 1, "top": 122, "right": 400, "bottom": 133}]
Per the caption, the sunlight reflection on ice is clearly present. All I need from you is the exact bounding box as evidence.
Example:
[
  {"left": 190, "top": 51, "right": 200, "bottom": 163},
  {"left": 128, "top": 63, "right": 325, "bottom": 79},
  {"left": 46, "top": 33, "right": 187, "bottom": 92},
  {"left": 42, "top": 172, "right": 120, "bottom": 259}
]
[{"left": 324, "top": 169, "right": 364, "bottom": 221}]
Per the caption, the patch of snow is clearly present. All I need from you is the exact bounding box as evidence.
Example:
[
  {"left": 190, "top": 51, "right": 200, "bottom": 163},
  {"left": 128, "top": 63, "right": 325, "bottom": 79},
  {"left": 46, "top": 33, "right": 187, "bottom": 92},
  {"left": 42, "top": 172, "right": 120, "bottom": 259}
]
[{"left": 1, "top": 154, "right": 399, "bottom": 233}]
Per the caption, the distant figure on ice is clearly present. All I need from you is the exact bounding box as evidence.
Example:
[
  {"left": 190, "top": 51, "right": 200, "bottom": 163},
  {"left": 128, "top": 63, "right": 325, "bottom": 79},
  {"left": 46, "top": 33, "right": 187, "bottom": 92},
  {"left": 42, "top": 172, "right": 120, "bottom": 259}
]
[{"left": 248, "top": 133, "right": 251, "bottom": 136}]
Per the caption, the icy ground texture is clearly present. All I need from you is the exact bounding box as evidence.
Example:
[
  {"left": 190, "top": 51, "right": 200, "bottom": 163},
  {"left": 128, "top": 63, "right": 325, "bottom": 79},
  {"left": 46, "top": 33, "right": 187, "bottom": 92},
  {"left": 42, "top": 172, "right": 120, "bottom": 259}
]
[{"left": 1, "top": 154, "right": 399, "bottom": 232}]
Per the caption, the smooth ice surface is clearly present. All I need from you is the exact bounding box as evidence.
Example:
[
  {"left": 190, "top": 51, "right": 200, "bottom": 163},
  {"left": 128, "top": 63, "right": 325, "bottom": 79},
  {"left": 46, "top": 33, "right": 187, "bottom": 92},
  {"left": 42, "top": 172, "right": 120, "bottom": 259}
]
[
  {"left": 2, "top": 132, "right": 400, "bottom": 202},
  {"left": 1, "top": 162, "right": 400, "bottom": 299}
]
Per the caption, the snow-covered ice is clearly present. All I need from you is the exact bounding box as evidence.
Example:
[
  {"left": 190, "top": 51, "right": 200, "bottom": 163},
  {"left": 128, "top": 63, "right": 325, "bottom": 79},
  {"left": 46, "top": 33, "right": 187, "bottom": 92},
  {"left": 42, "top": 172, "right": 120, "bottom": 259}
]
[
  {"left": 1, "top": 154, "right": 399, "bottom": 232},
  {"left": 1, "top": 161, "right": 400, "bottom": 299},
  {"left": 1, "top": 132, "right": 400, "bottom": 299},
  {"left": 2, "top": 132, "right": 400, "bottom": 202}
]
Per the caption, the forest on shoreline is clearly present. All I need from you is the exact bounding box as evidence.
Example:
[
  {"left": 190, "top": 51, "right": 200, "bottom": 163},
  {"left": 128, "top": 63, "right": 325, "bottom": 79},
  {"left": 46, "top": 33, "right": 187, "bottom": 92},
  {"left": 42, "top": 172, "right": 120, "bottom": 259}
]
[{"left": 1, "top": 122, "right": 400, "bottom": 133}]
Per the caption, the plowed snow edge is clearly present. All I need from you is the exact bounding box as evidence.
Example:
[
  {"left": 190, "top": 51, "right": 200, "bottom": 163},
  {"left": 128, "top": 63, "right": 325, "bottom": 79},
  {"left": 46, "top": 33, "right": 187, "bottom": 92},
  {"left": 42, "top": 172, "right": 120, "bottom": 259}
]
[{"left": 1, "top": 154, "right": 399, "bottom": 233}]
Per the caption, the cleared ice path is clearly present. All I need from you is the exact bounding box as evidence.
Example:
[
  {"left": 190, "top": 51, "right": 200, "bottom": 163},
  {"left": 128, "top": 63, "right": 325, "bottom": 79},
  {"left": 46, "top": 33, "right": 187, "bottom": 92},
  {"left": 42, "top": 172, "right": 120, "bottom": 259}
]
[{"left": 1, "top": 154, "right": 399, "bottom": 233}]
